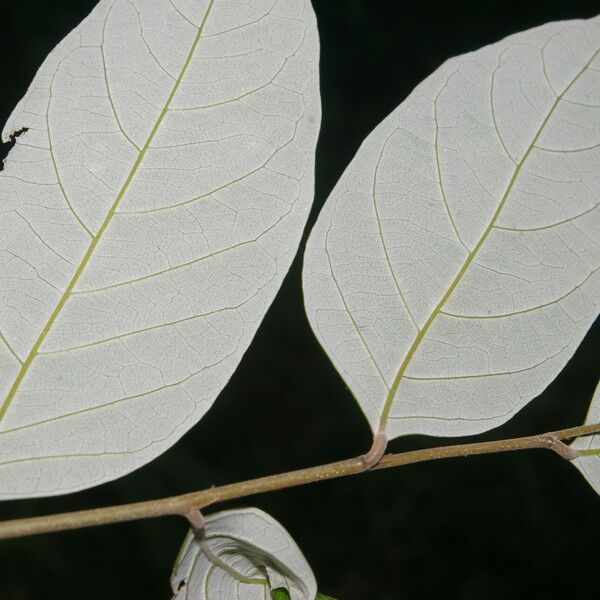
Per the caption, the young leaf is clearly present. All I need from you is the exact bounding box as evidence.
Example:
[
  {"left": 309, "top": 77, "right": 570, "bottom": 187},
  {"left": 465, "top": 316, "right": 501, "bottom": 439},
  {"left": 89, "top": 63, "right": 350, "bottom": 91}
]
[
  {"left": 171, "top": 508, "right": 317, "bottom": 600},
  {"left": 0, "top": 0, "right": 320, "bottom": 499},
  {"left": 303, "top": 17, "right": 600, "bottom": 440},
  {"left": 572, "top": 381, "right": 600, "bottom": 496}
]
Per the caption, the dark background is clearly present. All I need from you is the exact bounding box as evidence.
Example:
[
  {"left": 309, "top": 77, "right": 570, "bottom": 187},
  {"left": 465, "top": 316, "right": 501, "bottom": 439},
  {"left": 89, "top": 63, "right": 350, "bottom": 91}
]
[{"left": 1, "top": 1, "right": 599, "bottom": 599}]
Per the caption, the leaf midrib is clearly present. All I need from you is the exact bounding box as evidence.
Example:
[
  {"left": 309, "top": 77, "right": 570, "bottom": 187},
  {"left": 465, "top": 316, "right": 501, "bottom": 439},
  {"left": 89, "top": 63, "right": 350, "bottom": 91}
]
[
  {"left": 378, "top": 46, "right": 600, "bottom": 430},
  {"left": 0, "top": 1, "right": 215, "bottom": 422}
]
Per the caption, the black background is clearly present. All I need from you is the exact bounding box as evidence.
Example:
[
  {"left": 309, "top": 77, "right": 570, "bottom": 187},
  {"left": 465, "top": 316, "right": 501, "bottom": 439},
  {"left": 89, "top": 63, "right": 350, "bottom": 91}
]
[{"left": 1, "top": 1, "right": 599, "bottom": 599}]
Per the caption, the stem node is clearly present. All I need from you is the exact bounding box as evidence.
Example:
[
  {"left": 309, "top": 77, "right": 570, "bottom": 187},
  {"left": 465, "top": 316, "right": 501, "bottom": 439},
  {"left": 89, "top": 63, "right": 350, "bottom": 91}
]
[
  {"left": 184, "top": 507, "right": 206, "bottom": 537},
  {"left": 540, "top": 434, "right": 579, "bottom": 461},
  {"left": 361, "top": 430, "right": 388, "bottom": 470}
]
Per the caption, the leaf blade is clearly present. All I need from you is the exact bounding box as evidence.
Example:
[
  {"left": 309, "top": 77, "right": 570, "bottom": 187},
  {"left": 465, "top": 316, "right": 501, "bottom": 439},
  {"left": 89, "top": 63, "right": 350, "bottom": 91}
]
[
  {"left": 572, "top": 381, "right": 600, "bottom": 496},
  {"left": 171, "top": 508, "right": 317, "bottom": 600},
  {"left": 303, "top": 16, "right": 600, "bottom": 439},
  {"left": 0, "top": 0, "right": 320, "bottom": 498}
]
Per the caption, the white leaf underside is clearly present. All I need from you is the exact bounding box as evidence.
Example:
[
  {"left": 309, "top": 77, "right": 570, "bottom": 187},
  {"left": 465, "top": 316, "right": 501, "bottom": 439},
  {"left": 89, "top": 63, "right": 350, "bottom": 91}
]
[
  {"left": 303, "top": 16, "right": 600, "bottom": 439},
  {"left": 0, "top": 0, "right": 320, "bottom": 498},
  {"left": 572, "top": 380, "right": 600, "bottom": 496},
  {"left": 171, "top": 508, "right": 317, "bottom": 600}
]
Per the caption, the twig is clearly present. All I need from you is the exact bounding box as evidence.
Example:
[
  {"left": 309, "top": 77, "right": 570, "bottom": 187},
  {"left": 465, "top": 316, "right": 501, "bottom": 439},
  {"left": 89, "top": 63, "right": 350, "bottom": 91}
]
[{"left": 0, "top": 423, "right": 597, "bottom": 541}]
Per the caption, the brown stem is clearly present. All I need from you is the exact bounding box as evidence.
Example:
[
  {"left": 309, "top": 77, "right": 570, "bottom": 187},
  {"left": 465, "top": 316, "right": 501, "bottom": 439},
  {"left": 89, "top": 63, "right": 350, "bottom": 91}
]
[{"left": 0, "top": 422, "right": 597, "bottom": 541}]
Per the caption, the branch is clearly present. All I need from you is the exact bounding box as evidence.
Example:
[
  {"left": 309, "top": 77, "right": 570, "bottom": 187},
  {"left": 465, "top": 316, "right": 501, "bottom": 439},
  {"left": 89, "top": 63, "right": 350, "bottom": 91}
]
[{"left": 0, "top": 423, "right": 597, "bottom": 541}]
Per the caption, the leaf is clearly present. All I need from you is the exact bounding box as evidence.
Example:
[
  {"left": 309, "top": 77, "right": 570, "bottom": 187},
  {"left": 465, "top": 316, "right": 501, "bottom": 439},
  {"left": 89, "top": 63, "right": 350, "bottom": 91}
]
[
  {"left": 315, "top": 594, "right": 337, "bottom": 600},
  {"left": 303, "top": 17, "right": 600, "bottom": 440},
  {"left": 571, "top": 381, "right": 600, "bottom": 496},
  {"left": 170, "top": 507, "right": 317, "bottom": 600},
  {"left": 0, "top": 0, "right": 320, "bottom": 499}
]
